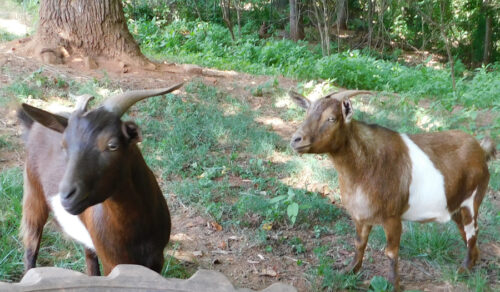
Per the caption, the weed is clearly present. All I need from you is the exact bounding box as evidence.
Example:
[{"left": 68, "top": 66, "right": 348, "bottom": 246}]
[
  {"left": 130, "top": 19, "right": 500, "bottom": 111},
  {"left": 368, "top": 276, "right": 394, "bottom": 292},
  {"left": 289, "top": 237, "right": 306, "bottom": 255},
  {"left": 162, "top": 243, "right": 193, "bottom": 279},
  {"left": 0, "top": 136, "right": 14, "bottom": 150},
  {"left": 310, "top": 245, "right": 363, "bottom": 291}
]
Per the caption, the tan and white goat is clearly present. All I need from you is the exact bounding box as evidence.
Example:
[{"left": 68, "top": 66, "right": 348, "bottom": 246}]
[{"left": 289, "top": 90, "right": 496, "bottom": 289}]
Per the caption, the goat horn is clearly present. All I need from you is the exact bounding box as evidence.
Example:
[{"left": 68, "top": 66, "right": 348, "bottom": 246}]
[
  {"left": 102, "top": 82, "right": 184, "bottom": 116},
  {"left": 329, "top": 90, "right": 372, "bottom": 100},
  {"left": 73, "top": 94, "right": 94, "bottom": 112}
]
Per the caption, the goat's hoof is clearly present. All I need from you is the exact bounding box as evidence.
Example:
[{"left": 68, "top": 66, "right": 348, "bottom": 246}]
[
  {"left": 388, "top": 275, "right": 400, "bottom": 292},
  {"left": 457, "top": 265, "right": 471, "bottom": 274},
  {"left": 342, "top": 262, "right": 361, "bottom": 274}
]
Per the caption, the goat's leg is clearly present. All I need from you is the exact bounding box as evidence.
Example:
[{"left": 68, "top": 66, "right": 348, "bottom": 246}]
[
  {"left": 21, "top": 169, "right": 49, "bottom": 271},
  {"left": 382, "top": 218, "right": 402, "bottom": 291},
  {"left": 84, "top": 248, "right": 101, "bottom": 276},
  {"left": 345, "top": 220, "right": 372, "bottom": 273},
  {"left": 459, "top": 183, "right": 487, "bottom": 272},
  {"left": 459, "top": 206, "right": 479, "bottom": 271},
  {"left": 452, "top": 211, "right": 467, "bottom": 245}
]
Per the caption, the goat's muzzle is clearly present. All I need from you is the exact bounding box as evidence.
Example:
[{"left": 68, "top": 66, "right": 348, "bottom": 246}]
[
  {"left": 60, "top": 182, "right": 90, "bottom": 215},
  {"left": 290, "top": 132, "right": 311, "bottom": 153}
]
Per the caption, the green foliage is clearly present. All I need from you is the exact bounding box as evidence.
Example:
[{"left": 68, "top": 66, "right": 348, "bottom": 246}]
[
  {"left": 135, "top": 81, "right": 340, "bottom": 229},
  {"left": 401, "top": 222, "right": 460, "bottom": 264},
  {"left": 130, "top": 19, "right": 500, "bottom": 111},
  {"left": 0, "top": 136, "right": 14, "bottom": 150},
  {"left": 311, "top": 245, "right": 363, "bottom": 291},
  {"left": 369, "top": 276, "right": 394, "bottom": 292},
  {"left": 0, "top": 168, "right": 24, "bottom": 282},
  {"left": 0, "top": 29, "right": 17, "bottom": 42}
]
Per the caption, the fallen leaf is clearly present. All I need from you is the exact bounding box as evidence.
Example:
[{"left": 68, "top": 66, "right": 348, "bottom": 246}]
[
  {"left": 259, "top": 268, "right": 277, "bottom": 277},
  {"left": 247, "top": 260, "right": 260, "bottom": 264},
  {"left": 262, "top": 222, "right": 273, "bottom": 231},
  {"left": 192, "top": 250, "right": 203, "bottom": 257},
  {"left": 219, "top": 240, "right": 227, "bottom": 250},
  {"left": 209, "top": 221, "right": 223, "bottom": 231}
]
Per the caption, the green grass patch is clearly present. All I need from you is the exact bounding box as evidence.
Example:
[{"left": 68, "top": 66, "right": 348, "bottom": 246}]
[
  {"left": 0, "top": 168, "right": 24, "bottom": 282},
  {"left": 309, "top": 245, "right": 363, "bottom": 291},
  {"left": 136, "top": 81, "right": 341, "bottom": 229},
  {"left": 129, "top": 19, "right": 500, "bottom": 111}
]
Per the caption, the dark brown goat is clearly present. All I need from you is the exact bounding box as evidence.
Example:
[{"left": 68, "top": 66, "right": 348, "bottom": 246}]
[
  {"left": 289, "top": 90, "right": 496, "bottom": 290},
  {"left": 19, "top": 83, "right": 183, "bottom": 276}
]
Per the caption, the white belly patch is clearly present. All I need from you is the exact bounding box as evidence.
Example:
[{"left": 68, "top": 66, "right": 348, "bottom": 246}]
[
  {"left": 343, "top": 187, "right": 373, "bottom": 221},
  {"left": 50, "top": 194, "right": 95, "bottom": 250},
  {"left": 400, "top": 134, "right": 450, "bottom": 223}
]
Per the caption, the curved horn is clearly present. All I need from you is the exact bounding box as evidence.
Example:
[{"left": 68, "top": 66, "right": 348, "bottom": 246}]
[
  {"left": 73, "top": 94, "right": 94, "bottom": 112},
  {"left": 102, "top": 82, "right": 184, "bottom": 116},
  {"left": 328, "top": 90, "right": 372, "bottom": 100}
]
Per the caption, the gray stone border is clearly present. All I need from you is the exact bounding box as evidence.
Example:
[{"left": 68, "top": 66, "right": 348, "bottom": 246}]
[{"left": 0, "top": 265, "right": 297, "bottom": 292}]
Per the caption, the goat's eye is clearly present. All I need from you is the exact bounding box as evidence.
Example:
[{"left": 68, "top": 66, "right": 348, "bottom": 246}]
[
  {"left": 107, "top": 142, "right": 119, "bottom": 151},
  {"left": 327, "top": 117, "right": 336, "bottom": 123}
]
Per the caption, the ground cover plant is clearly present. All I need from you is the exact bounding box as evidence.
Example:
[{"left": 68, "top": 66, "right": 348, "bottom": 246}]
[{"left": 128, "top": 19, "right": 500, "bottom": 112}]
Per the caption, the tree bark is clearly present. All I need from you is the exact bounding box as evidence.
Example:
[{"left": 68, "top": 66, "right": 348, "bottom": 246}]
[
  {"left": 482, "top": 0, "right": 492, "bottom": 65},
  {"left": 336, "top": 0, "right": 347, "bottom": 30},
  {"left": 221, "top": 0, "right": 235, "bottom": 41},
  {"left": 289, "top": 0, "right": 304, "bottom": 41},
  {"left": 368, "top": 0, "right": 374, "bottom": 50},
  {"left": 439, "top": 1, "right": 456, "bottom": 92},
  {"left": 31, "top": 0, "right": 150, "bottom": 67}
]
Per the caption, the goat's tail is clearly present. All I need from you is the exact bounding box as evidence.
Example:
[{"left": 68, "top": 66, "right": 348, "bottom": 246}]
[{"left": 480, "top": 137, "right": 497, "bottom": 162}]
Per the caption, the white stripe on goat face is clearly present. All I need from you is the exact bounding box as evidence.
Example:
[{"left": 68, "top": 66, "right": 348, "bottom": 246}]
[
  {"left": 50, "top": 194, "right": 95, "bottom": 250},
  {"left": 400, "top": 134, "right": 450, "bottom": 223}
]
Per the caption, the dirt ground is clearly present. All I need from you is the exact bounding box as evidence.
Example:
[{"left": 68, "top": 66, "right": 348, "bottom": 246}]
[{"left": 1, "top": 40, "right": 499, "bottom": 291}]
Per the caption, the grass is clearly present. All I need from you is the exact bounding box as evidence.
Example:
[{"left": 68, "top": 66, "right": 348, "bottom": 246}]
[
  {"left": 0, "top": 67, "right": 498, "bottom": 290},
  {"left": 129, "top": 19, "right": 500, "bottom": 112},
  {"left": 0, "top": 9, "right": 498, "bottom": 289},
  {"left": 0, "top": 168, "right": 24, "bottom": 282}
]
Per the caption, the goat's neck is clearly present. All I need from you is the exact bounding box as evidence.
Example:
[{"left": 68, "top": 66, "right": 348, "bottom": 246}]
[
  {"left": 328, "top": 120, "right": 378, "bottom": 177},
  {"left": 100, "top": 147, "right": 158, "bottom": 219}
]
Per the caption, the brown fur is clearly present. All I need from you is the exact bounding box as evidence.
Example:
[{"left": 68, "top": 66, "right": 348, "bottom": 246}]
[
  {"left": 19, "top": 101, "right": 171, "bottom": 276},
  {"left": 289, "top": 90, "right": 495, "bottom": 290}
]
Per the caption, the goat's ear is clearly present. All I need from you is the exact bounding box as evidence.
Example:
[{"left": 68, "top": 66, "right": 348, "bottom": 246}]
[
  {"left": 21, "top": 103, "right": 68, "bottom": 133},
  {"left": 122, "top": 121, "right": 142, "bottom": 144},
  {"left": 289, "top": 91, "right": 311, "bottom": 110},
  {"left": 342, "top": 98, "right": 353, "bottom": 123}
]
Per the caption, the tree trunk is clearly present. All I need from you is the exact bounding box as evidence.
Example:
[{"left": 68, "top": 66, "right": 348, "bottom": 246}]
[
  {"left": 439, "top": 1, "right": 456, "bottom": 92},
  {"left": 31, "top": 0, "right": 150, "bottom": 67},
  {"left": 235, "top": 0, "right": 242, "bottom": 38},
  {"left": 482, "top": 0, "right": 492, "bottom": 65},
  {"left": 289, "top": 0, "right": 304, "bottom": 41},
  {"left": 368, "top": 0, "right": 374, "bottom": 50},
  {"left": 336, "top": 0, "right": 347, "bottom": 30},
  {"left": 221, "top": 0, "right": 235, "bottom": 41}
]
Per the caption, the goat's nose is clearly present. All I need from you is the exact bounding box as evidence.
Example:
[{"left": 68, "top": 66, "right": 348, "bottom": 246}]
[
  {"left": 292, "top": 135, "right": 302, "bottom": 143},
  {"left": 60, "top": 185, "right": 78, "bottom": 200}
]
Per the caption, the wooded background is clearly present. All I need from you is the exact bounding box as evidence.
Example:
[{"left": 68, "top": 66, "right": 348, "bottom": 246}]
[{"left": 124, "top": 0, "right": 499, "bottom": 66}]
